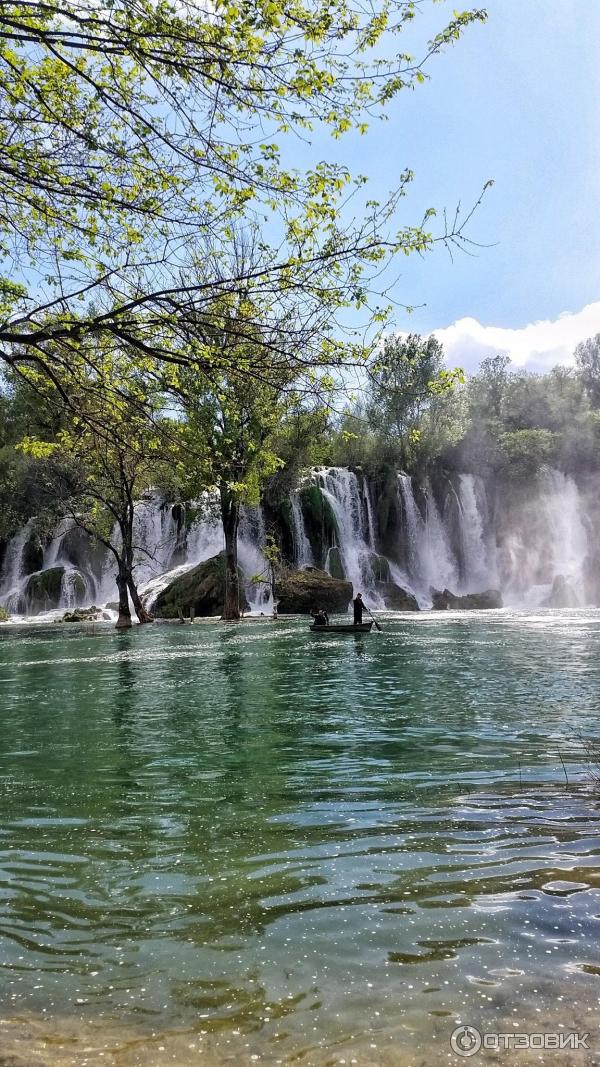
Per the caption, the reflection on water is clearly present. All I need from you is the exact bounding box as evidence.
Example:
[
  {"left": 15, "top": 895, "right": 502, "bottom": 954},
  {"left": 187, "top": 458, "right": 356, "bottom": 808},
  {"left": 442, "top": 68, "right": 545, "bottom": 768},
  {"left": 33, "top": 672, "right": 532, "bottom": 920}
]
[{"left": 0, "top": 610, "right": 599, "bottom": 1064}]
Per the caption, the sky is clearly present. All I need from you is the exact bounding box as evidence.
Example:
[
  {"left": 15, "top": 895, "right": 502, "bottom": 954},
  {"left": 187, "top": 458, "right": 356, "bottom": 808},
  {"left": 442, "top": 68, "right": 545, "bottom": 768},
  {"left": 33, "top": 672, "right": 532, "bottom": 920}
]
[{"left": 299, "top": 0, "right": 600, "bottom": 373}]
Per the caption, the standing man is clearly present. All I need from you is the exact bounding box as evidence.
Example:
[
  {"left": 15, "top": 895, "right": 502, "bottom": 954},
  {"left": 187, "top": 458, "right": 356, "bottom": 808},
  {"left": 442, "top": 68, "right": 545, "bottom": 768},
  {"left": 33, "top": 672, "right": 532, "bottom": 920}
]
[{"left": 353, "top": 592, "right": 364, "bottom": 625}]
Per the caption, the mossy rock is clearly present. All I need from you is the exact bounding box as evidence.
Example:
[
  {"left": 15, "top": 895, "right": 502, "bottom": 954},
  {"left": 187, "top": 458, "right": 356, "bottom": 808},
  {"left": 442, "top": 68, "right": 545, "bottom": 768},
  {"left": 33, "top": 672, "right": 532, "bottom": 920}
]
[
  {"left": 299, "top": 485, "right": 339, "bottom": 568},
  {"left": 326, "top": 545, "right": 346, "bottom": 580},
  {"left": 24, "top": 566, "right": 65, "bottom": 613},
  {"left": 63, "top": 571, "right": 87, "bottom": 604},
  {"left": 22, "top": 533, "right": 44, "bottom": 576},
  {"left": 370, "top": 553, "right": 391, "bottom": 582},
  {"left": 375, "top": 471, "right": 407, "bottom": 565},
  {"left": 59, "top": 526, "right": 107, "bottom": 577},
  {"left": 376, "top": 581, "right": 419, "bottom": 611},
  {"left": 152, "top": 552, "right": 249, "bottom": 619},
  {"left": 0, "top": 605, "right": 9, "bottom": 622},
  {"left": 59, "top": 606, "right": 110, "bottom": 623},
  {"left": 275, "top": 567, "right": 352, "bottom": 614}
]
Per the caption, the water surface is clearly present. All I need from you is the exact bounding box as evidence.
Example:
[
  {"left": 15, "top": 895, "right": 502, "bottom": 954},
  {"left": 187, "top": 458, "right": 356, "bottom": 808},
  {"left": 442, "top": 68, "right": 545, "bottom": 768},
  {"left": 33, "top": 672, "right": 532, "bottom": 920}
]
[{"left": 0, "top": 611, "right": 599, "bottom": 1065}]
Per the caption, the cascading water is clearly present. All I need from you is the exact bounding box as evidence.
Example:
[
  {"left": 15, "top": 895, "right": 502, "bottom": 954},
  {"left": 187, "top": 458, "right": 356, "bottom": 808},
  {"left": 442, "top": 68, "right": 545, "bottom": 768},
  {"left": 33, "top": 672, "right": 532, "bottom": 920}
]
[
  {"left": 132, "top": 496, "right": 181, "bottom": 585},
  {"left": 0, "top": 520, "right": 34, "bottom": 612},
  {"left": 397, "top": 475, "right": 458, "bottom": 606},
  {"left": 238, "top": 506, "right": 273, "bottom": 613},
  {"left": 1, "top": 464, "right": 598, "bottom": 619},
  {"left": 317, "top": 467, "right": 382, "bottom": 606},
  {"left": 457, "top": 474, "right": 497, "bottom": 592},
  {"left": 290, "top": 491, "right": 314, "bottom": 569},
  {"left": 497, "top": 467, "right": 589, "bottom": 606}
]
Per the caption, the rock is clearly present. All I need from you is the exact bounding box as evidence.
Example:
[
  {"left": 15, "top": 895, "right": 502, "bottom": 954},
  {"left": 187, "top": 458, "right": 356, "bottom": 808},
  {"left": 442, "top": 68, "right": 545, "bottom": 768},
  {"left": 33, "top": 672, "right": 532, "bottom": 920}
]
[
  {"left": 62, "top": 570, "right": 87, "bottom": 604},
  {"left": 542, "top": 574, "right": 579, "bottom": 608},
  {"left": 275, "top": 567, "right": 352, "bottom": 614},
  {"left": 152, "top": 553, "right": 249, "bottom": 618},
  {"left": 24, "top": 566, "right": 65, "bottom": 613},
  {"left": 583, "top": 554, "right": 600, "bottom": 605},
  {"left": 376, "top": 581, "right": 419, "bottom": 611},
  {"left": 298, "top": 484, "right": 339, "bottom": 569},
  {"left": 431, "top": 587, "right": 503, "bottom": 610},
  {"left": 59, "top": 605, "right": 106, "bottom": 623},
  {"left": 59, "top": 525, "right": 107, "bottom": 576},
  {"left": 326, "top": 545, "right": 346, "bottom": 580},
  {"left": 370, "top": 554, "right": 391, "bottom": 582},
  {"left": 21, "top": 533, "right": 44, "bottom": 575}
]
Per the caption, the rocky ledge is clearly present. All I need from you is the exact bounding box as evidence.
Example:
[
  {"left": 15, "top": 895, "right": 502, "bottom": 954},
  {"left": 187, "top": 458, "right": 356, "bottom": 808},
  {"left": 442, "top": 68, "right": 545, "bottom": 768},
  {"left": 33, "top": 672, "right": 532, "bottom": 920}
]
[
  {"left": 431, "top": 588, "right": 503, "bottom": 610},
  {"left": 274, "top": 567, "right": 352, "bottom": 614},
  {"left": 152, "top": 553, "right": 249, "bottom": 619}
]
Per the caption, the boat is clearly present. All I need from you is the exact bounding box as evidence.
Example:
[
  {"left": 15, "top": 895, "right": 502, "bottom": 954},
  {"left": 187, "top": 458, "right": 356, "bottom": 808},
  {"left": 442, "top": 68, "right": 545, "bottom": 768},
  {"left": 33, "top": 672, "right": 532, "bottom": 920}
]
[{"left": 309, "top": 621, "right": 373, "bottom": 633}]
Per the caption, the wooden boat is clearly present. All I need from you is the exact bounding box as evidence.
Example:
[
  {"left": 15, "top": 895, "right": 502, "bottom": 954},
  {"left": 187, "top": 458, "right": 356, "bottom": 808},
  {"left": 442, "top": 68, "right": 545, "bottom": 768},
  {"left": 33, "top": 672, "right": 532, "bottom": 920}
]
[{"left": 309, "top": 621, "right": 373, "bottom": 633}]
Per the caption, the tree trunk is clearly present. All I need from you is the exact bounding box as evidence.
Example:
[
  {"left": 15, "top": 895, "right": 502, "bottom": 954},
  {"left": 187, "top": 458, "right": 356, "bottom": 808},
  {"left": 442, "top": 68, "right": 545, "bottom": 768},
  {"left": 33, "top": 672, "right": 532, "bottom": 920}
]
[
  {"left": 127, "top": 574, "right": 154, "bottom": 624},
  {"left": 220, "top": 486, "right": 241, "bottom": 620},
  {"left": 121, "top": 506, "right": 153, "bottom": 625},
  {"left": 115, "top": 566, "right": 132, "bottom": 629}
]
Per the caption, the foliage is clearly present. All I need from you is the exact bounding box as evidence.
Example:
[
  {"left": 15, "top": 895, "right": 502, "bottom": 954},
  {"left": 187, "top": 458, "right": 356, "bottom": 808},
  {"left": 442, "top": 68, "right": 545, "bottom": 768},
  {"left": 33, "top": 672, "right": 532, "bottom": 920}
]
[
  {"left": 497, "top": 429, "right": 558, "bottom": 480},
  {"left": 574, "top": 333, "right": 600, "bottom": 406},
  {"left": 367, "top": 333, "right": 461, "bottom": 441},
  {"left": 15, "top": 341, "right": 182, "bottom": 623},
  {"left": 0, "top": 0, "right": 488, "bottom": 391}
]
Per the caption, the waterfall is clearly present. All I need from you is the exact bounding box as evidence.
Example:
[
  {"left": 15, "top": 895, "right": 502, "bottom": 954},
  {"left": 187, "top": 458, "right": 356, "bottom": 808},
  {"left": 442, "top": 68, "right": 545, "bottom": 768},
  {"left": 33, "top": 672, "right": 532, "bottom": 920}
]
[
  {"left": 0, "top": 521, "right": 33, "bottom": 612},
  {"left": 139, "top": 500, "right": 224, "bottom": 608},
  {"left": 139, "top": 499, "right": 273, "bottom": 615},
  {"left": 132, "top": 496, "right": 181, "bottom": 584},
  {"left": 290, "top": 491, "right": 314, "bottom": 568},
  {"left": 457, "top": 474, "right": 497, "bottom": 592},
  {"left": 2, "top": 464, "right": 598, "bottom": 619},
  {"left": 363, "top": 481, "right": 377, "bottom": 549},
  {"left": 497, "top": 467, "right": 589, "bottom": 606},
  {"left": 238, "top": 506, "right": 272, "bottom": 613},
  {"left": 317, "top": 467, "right": 382, "bottom": 606},
  {"left": 539, "top": 469, "right": 588, "bottom": 590},
  {"left": 397, "top": 475, "right": 459, "bottom": 606}
]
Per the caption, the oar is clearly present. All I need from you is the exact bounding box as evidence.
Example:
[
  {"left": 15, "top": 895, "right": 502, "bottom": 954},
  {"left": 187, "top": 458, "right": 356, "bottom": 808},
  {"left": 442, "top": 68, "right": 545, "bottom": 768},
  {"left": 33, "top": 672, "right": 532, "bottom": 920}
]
[{"left": 364, "top": 604, "right": 383, "bottom": 632}]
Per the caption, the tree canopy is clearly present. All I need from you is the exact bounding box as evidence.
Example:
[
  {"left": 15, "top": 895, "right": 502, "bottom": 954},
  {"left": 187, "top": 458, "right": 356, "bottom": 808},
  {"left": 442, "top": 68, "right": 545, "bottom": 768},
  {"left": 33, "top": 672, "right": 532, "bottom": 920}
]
[{"left": 0, "top": 0, "right": 488, "bottom": 392}]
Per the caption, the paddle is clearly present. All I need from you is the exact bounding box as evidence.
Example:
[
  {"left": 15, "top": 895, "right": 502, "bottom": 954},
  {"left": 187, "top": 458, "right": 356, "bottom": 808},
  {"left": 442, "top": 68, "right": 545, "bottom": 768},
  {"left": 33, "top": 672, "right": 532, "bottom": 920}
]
[{"left": 364, "top": 603, "right": 383, "bottom": 632}]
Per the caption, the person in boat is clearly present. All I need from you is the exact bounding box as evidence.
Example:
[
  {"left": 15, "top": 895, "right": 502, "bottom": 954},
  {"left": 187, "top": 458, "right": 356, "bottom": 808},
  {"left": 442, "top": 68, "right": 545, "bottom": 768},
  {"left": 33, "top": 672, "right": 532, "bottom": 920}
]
[
  {"left": 353, "top": 592, "right": 365, "bottom": 625},
  {"left": 312, "top": 608, "right": 329, "bottom": 627}
]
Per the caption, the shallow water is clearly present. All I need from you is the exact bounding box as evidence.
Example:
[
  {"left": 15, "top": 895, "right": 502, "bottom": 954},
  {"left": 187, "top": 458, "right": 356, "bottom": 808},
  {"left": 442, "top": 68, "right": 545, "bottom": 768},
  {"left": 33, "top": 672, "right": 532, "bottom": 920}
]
[{"left": 0, "top": 610, "right": 599, "bottom": 1065}]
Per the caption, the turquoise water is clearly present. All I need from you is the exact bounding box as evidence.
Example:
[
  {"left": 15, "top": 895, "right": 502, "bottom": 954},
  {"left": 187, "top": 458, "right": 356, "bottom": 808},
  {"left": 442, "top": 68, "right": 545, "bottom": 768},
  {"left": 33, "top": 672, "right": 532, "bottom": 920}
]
[{"left": 0, "top": 611, "right": 599, "bottom": 1066}]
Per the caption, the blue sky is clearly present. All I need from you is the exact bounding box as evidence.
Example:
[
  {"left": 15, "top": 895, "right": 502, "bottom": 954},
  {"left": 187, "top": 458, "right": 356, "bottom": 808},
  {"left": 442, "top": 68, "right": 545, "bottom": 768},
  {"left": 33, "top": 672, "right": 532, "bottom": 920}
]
[{"left": 296, "top": 0, "right": 600, "bottom": 371}]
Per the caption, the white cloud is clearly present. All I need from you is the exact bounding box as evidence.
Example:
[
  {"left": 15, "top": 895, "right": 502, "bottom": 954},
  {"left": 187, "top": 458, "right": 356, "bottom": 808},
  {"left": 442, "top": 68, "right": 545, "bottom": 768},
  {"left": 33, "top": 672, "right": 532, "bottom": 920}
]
[{"left": 432, "top": 301, "right": 600, "bottom": 374}]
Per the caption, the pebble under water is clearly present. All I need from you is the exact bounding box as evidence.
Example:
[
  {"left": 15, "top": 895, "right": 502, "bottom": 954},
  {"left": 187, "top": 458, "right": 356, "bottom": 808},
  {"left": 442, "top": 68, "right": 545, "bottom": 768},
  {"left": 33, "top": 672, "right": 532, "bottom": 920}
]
[{"left": 0, "top": 610, "right": 599, "bottom": 1065}]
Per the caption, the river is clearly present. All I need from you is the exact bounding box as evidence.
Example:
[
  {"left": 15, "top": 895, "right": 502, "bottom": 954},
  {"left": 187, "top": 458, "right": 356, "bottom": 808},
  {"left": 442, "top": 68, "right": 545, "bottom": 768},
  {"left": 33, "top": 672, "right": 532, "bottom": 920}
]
[{"left": 0, "top": 610, "right": 599, "bottom": 1065}]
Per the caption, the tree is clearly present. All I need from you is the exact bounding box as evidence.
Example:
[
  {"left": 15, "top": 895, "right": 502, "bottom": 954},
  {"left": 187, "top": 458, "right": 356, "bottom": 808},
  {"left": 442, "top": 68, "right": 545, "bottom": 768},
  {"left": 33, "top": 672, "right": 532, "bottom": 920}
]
[
  {"left": 178, "top": 284, "right": 299, "bottom": 618},
  {"left": 0, "top": 0, "right": 489, "bottom": 392},
  {"left": 18, "top": 350, "right": 178, "bottom": 628},
  {"left": 366, "top": 333, "right": 460, "bottom": 464},
  {"left": 0, "top": 371, "right": 69, "bottom": 544},
  {"left": 467, "top": 353, "right": 512, "bottom": 422},
  {"left": 574, "top": 334, "right": 600, "bottom": 406}
]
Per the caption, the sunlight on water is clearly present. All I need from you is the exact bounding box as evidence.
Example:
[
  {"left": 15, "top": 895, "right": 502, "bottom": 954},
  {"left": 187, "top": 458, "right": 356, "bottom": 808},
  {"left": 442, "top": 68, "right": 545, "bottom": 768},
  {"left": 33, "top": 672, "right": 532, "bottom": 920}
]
[{"left": 0, "top": 611, "right": 599, "bottom": 1065}]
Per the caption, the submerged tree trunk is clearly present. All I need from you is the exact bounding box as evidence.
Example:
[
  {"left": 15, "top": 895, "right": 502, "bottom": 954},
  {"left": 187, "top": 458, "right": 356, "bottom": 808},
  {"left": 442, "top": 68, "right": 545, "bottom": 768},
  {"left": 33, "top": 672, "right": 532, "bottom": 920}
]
[
  {"left": 220, "top": 485, "right": 241, "bottom": 620},
  {"left": 115, "top": 566, "right": 132, "bottom": 629},
  {"left": 127, "top": 574, "right": 153, "bottom": 624}
]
